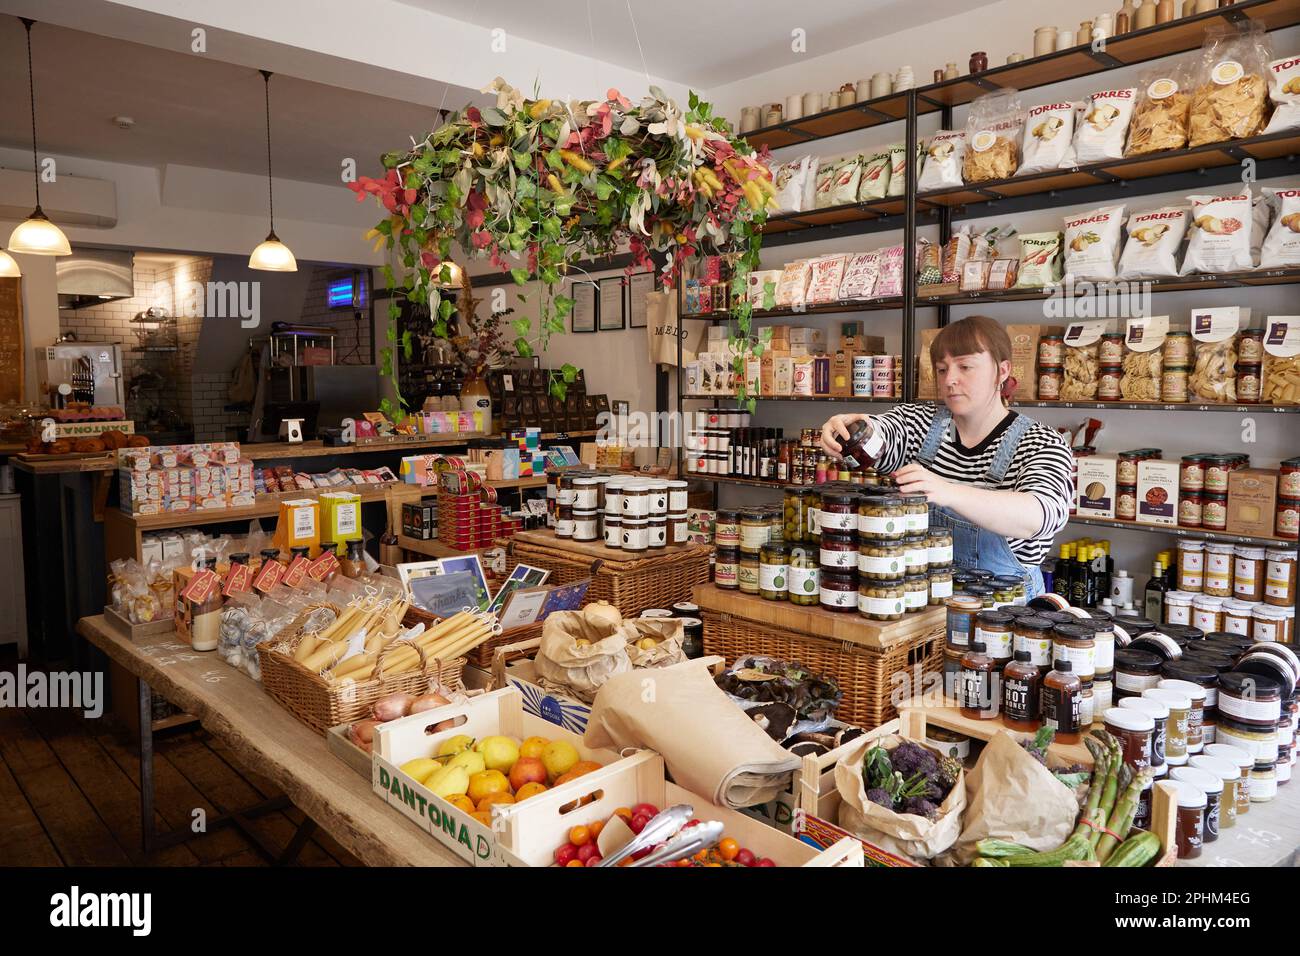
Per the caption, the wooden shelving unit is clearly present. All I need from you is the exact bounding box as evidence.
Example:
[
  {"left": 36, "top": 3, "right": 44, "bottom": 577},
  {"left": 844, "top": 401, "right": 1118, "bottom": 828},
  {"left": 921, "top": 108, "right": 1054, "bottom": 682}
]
[{"left": 1065, "top": 514, "right": 1293, "bottom": 548}]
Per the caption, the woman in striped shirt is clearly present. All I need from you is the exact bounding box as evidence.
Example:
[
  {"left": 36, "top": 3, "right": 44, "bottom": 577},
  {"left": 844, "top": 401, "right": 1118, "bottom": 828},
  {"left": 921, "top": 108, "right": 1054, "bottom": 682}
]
[{"left": 820, "top": 316, "right": 1074, "bottom": 598}]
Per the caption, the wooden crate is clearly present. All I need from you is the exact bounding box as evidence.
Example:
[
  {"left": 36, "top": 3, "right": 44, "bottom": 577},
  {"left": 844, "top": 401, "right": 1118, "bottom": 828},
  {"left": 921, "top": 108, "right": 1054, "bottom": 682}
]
[
  {"left": 103, "top": 605, "right": 175, "bottom": 643},
  {"left": 508, "top": 529, "right": 712, "bottom": 618},
  {"left": 695, "top": 584, "right": 944, "bottom": 730},
  {"left": 897, "top": 697, "right": 1096, "bottom": 768}
]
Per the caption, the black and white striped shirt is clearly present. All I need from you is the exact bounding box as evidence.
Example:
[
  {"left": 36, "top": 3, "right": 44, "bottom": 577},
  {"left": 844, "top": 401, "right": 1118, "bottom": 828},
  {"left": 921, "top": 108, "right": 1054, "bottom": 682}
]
[{"left": 867, "top": 403, "right": 1075, "bottom": 565}]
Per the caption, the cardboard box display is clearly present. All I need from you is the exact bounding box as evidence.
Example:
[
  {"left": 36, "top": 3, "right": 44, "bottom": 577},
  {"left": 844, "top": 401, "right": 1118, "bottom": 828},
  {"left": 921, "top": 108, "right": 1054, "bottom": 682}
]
[
  {"left": 1077, "top": 456, "right": 1118, "bottom": 520},
  {"left": 1136, "top": 459, "right": 1179, "bottom": 527},
  {"left": 1227, "top": 468, "right": 1279, "bottom": 537},
  {"left": 774, "top": 357, "right": 795, "bottom": 396}
]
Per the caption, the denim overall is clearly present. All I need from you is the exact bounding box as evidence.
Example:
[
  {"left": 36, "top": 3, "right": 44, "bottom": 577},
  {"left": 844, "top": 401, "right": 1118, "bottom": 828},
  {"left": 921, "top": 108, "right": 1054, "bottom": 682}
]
[{"left": 915, "top": 406, "right": 1045, "bottom": 599}]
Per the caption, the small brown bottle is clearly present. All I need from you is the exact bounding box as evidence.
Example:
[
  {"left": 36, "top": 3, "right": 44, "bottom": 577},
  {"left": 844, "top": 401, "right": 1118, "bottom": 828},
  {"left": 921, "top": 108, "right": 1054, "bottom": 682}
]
[
  {"left": 1041, "top": 658, "right": 1083, "bottom": 744},
  {"left": 1002, "top": 650, "right": 1042, "bottom": 732},
  {"left": 959, "top": 641, "right": 999, "bottom": 720}
]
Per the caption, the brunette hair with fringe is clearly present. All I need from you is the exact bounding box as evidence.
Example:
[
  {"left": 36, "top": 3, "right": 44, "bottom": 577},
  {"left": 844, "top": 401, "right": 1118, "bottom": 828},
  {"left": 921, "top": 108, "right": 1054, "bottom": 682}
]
[{"left": 929, "top": 315, "right": 1015, "bottom": 403}]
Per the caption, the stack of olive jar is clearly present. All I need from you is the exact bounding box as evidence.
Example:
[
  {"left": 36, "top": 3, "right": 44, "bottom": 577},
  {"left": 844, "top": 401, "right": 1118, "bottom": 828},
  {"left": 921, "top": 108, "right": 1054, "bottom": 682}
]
[{"left": 712, "top": 482, "right": 954, "bottom": 622}]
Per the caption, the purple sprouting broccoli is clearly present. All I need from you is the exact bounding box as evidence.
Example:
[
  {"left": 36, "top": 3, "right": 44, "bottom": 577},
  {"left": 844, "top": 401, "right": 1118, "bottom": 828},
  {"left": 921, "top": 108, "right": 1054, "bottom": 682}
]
[
  {"left": 901, "top": 796, "right": 940, "bottom": 820},
  {"left": 866, "top": 787, "right": 896, "bottom": 810},
  {"left": 890, "top": 741, "right": 938, "bottom": 780}
]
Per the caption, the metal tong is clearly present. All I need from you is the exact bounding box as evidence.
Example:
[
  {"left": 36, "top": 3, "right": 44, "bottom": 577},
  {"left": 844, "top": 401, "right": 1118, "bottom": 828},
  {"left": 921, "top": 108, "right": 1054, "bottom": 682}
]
[{"left": 595, "top": 803, "right": 694, "bottom": 868}]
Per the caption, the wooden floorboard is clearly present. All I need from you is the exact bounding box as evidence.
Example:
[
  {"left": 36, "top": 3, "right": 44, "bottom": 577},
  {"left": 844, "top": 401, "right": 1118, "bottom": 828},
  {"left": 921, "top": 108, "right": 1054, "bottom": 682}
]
[
  {"left": 0, "top": 759, "right": 62, "bottom": 866},
  {"left": 0, "top": 706, "right": 132, "bottom": 866}
]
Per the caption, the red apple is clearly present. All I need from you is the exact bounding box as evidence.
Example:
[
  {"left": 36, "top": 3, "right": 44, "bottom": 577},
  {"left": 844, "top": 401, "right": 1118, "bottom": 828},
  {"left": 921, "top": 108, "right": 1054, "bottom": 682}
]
[
  {"left": 508, "top": 756, "right": 548, "bottom": 792},
  {"left": 554, "top": 843, "right": 579, "bottom": 866}
]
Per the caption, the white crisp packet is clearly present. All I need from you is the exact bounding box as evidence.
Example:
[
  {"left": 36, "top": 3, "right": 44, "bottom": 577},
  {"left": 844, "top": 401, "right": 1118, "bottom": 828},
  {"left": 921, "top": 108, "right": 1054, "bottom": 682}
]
[
  {"left": 1263, "top": 54, "right": 1300, "bottom": 134},
  {"left": 1118, "top": 206, "right": 1189, "bottom": 279},
  {"left": 838, "top": 251, "right": 880, "bottom": 300},
  {"left": 1260, "top": 186, "right": 1300, "bottom": 268},
  {"left": 772, "top": 155, "right": 813, "bottom": 214},
  {"left": 1072, "top": 87, "right": 1137, "bottom": 163},
  {"left": 918, "top": 130, "right": 965, "bottom": 191},
  {"left": 1180, "top": 189, "right": 1259, "bottom": 275},
  {"left": 1018, "top": 101, "right": 1077, "bottom": 175},
  {"left": 1064, "top": 204, "right": 1126, "bottom": 281}
]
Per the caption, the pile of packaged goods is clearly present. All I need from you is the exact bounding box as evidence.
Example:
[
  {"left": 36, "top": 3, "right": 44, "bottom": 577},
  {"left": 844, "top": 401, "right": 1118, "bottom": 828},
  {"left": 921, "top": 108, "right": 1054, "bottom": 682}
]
[
  {"left": 256, "top": 464, "right": 397, "bottom": 494},
  {"left": 117, "top": 442, "right": 255, "bottom": 515},
  {"left": 549, "top": 472, "right": 691, "bottom": 552},
  {"left": 1070, "top": 436, "right": 1299, "bottom": 539},
  {"left": 711, "top": 480, "right": 953, "bottom": 621},
  {"left": 687, "top": 322, "right": 899, "bottom": 401},
  {"left": 740, "top": 245, "right": 911, "bottom": 310},
  {"left": 764, "top": 141, "right": 916, "bottom": 217}
]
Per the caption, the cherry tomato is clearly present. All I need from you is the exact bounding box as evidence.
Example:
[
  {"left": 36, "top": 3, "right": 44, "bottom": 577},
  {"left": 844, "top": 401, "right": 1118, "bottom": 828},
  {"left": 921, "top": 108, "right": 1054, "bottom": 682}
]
[
  {"left": 613, "top": 806, "right": 633, "bottom": 822},
  {"left": 757, "top": 857, "right": 776, "bottom": 867},
  {"left": 631, "top": 803, "right": 660, "bottom": 819},
  {"left": 629, "top": 813, "right": 651, "bottom": 834},
  {"left": 577, "top": 843, "right": 600, "bottom": 862},
  {"left": 717, "top": 838, "right": 740, "bottom": 861},
  {"left": 587, "top": 819, "right": 605, "bottom": 839},
  {"left": 584, "top": 853, "right": 603, "bottom": 866},
  {"left": 684, "top": 818, "right": 701, "bottom": 828},
  {"left": 554, "top": 843, "right": 578, "bottom": 866},
  {"left": 568, "top": 825, "right": 591, "bottom": 847},
  {"left": 566, "top": 858, "right": 585, "bottom": 867},
  {"left": 735, "top": 848, "right": 756, "bottom": 867}
]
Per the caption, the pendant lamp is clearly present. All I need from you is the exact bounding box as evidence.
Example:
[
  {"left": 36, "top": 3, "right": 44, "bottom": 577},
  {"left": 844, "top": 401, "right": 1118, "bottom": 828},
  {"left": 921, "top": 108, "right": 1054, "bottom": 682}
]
[
  {"left": 248, "top": 70, "right": 297, "bottom": 272},
  {"left": 8, "top": 18, "right": 70, "bottom": 257},
  {"left": 0, "top": 250, "right": 20, "bottom": 278}
]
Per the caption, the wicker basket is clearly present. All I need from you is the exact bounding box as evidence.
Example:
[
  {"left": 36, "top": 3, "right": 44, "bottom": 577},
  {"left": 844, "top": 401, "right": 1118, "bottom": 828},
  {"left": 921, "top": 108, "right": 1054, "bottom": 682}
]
[
  {"left": 508, "top": 531, "right": 712, "bottom": 619},
  {"left": 402, "top": 604, "right": 542, "bottom": 670},
  {"left": 699, "top": 598, "right": 944, "bottom": 731},
  {"left": 257, "top": 603, "right": 466, "bottom": 735}
]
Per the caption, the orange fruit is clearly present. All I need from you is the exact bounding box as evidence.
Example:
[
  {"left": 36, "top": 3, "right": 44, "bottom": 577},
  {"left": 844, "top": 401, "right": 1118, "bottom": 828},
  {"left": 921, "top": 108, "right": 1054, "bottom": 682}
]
[
  {"left": 718, "top": 838, "right": 739, "bottom": 862},
  {"left": 706, "top": 862, "right": 722, "bottom": 867},
  {"left": 553, "top": 760, "right": 602, "bottom": 787},
  {"left": 694, "top": 849, "right": 709, "bottom": 862},
  {"left": 467, "top": 769, "right": 510, "bottom": 804},
  {"left": 587, "top": 819, "right": 605, "bottom": 839},
  {"left": 445, "top": 794, "right": 476, "bottom": 814},
  {"left": 569, "top": 825, "right": 591, "bottom": 847},
  {"left": 613, "top": 806, "right": 633, "bottom": 822},
  {"left": 519, "top": 735, "right": 549, "bottom": 760},
  {"left": 514, "top": 782, "right": 548, "bottom": 801},
  {"left": 566, "top": 859, "right": 585, "bottom": 867},
  {"left": 477, "top": 792, "right": 516, "bottom": 811},
  {"left": 470, "top": 810, "right": 493, "bottom": 827}
]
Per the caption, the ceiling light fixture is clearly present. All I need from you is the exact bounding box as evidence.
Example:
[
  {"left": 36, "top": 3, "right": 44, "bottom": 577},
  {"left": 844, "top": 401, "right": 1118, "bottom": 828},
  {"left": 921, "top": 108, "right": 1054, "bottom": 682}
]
[
  {"left": 0, "top": 250, "right": 20, "bottom": 278},
  {"left": 8, "top": 18, "right": 71, "bottom": 257},
  {"left": 248, "top": 69, "right": 297, "bottom": 272}
]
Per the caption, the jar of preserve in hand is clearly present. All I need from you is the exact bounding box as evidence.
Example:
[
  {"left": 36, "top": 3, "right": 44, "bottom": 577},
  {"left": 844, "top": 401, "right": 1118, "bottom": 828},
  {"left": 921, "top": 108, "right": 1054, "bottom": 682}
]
[{"left": 838, "top": 420, "right": 885, "bottom": 470}]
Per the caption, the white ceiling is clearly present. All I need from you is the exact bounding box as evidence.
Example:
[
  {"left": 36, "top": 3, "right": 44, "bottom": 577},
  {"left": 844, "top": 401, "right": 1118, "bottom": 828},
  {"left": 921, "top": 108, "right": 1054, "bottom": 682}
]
[
  {"left": 395, "top": 0, "right": 1005, "bottom": 88},
  {"left": 0, "top": 22, "right": 473, "bottom": 186}
]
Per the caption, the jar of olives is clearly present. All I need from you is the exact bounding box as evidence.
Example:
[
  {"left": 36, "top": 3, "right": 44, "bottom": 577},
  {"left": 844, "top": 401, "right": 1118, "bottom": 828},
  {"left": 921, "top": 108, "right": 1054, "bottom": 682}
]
[
  {"left": 858, "top": 495, "right": 907, "bottom": 541},
  {"left": 759, "top": 543, "right": 789, "bottom": 602},
  {"left": 818, "top": 493, "right": 859, "bottom": 533},
  {"left": 926, "top": 528, "right": 954, "bottom": 569},
  {"left": 806, "top": 490, "right": 822, "bottom": 544},
  {"left": 820, "top": 570, "right": 858, "bottom": 613},
  {"left": 903, "top": 534, "right": 929, "bottom": 575},
  {"left": 902, "top": 495, "right": 929, "bottom": 536},
  {"left": 859, "top": 539, "right": 907, "bottom": 580},
  {"left": 738, "top": 552, "right": 761, "bottom": 595},
  {"left": 740, "top": 509, "right": 769, "bottom": 555},
  {"left": 766, "top": 507, "right": 783, "bottom": 544},
  {"left": 904, "top": 574, "right": 929, "bottom": 613},
  {"left": 714, "top": 548, "right": 740, "bottom": 589},
  {"left": 783, "top": 486, "right": 810, "bottom": 543},
  {"left": 929, "top": 566, "right": 954, "bottom": 605},
  {"left": 788, "top": 547, "right": 820, "bottom": 606},
  {"left": 859, "top": 577, "right": 907, "bottom": 622}
]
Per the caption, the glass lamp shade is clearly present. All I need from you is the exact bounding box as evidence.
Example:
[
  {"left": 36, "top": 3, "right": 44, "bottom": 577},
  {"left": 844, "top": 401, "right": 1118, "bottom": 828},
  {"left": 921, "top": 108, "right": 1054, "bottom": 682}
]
[
  {"left": 248, "top": 233, "right": 297, "bottom": 272},
  {"left": 8, "top": 209, "right": 70, "bottom": 256},
  {"left": 0, "top": 251, "right": 20, "bottom": 278},
  {"left": 435, "top": 260, "right": 463, "bottom": 287}
]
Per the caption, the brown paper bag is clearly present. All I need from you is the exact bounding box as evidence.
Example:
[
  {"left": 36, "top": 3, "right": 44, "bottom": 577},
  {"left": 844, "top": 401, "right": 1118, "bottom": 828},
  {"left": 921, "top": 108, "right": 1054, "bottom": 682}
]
[
  {"left": 918, "top": 328, "right": 940, "bottom": 400},
  {"left": 944, "top": 730, "right": 1080, "bottom": 866},
  {"left": 625, "top": 618, "right": 686, "bottom": 670},
  {"left": 583, "top": 657, "right": 800, "bottom": 809},
  {"left": 535, "top": 611, "right": 632, "bottom": 703},
  {"left": 833, "top": 733, "right": 965, "bottom": 863}
]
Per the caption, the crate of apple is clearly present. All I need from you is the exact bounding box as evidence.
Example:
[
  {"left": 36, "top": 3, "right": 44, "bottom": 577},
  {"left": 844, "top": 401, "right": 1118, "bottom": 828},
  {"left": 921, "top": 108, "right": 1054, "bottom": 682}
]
[{"left": 551, "top": 804, "right": 777, "bottom": 868}]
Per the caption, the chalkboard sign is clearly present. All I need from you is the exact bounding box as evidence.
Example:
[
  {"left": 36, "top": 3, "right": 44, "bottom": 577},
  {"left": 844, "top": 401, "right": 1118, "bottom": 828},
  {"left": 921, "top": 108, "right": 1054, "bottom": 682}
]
[{"left": 0, "top": 278, "right": 23, "bottom": 404}]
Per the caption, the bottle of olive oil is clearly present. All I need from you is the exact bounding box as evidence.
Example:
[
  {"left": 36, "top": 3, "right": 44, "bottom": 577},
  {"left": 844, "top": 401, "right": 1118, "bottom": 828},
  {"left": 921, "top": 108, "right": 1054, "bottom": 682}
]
[
  {"left": 1071, "top": 544, "right": 1091, "bottom": 608},
  {"left": 1144, "top": 559, "right": 1167, "bottom": 622},
  {"left": 1054, "top": 543, "right": 1073, "bottom": 600}
]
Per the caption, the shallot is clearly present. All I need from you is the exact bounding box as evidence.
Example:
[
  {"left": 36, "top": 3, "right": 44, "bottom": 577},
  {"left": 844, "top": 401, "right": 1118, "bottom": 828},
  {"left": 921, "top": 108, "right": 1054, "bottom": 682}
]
[
  {"left": 348, "top": 718, "right": 380, "bottom": 752},
  {"left": 372, "top": 692, "right": 415, "bottom": 721},
  {"left": 407, "top": 692, "right": 451, "bottom": 714}
]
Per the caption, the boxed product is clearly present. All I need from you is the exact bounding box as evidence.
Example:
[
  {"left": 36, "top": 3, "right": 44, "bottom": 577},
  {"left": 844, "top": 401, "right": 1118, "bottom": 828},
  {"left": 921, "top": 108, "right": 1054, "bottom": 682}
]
[
  {"left": 402, "top": 500, "right": 437, "bottom": 539},
  {"left": 1136, "top": 459, "right": 1180, "bottom": 527},
  {"left": 1077, "top": 456, "right": 1119, "bottom": 520},
  {"left": 275, "top": 498, "right": 321, "bottom": 554},
  {"left": 1262, "top": 315, "right": 1300, "bottom": 405},
  {"left": 319, "top": 491, "right": 362, "bottom": 548},
  {"left": 789, "top": 327, "right": 827, "bottom": 352},
  {"left": 830, "top": 351, "right": 854, "bottom": 397},
  {"left": 1227, "top": 468, "right": 1279, "bottom": 537}
]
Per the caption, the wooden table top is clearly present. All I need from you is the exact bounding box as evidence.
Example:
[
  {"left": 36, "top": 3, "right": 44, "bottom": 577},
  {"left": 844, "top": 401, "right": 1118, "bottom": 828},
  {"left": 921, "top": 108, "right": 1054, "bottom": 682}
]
[{"left": 76, "top": 615, "right": 467, "bottom": 867}]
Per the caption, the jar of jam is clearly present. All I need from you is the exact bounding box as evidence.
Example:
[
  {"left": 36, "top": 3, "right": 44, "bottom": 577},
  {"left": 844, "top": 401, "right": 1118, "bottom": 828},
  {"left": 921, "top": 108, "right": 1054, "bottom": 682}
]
[
  {"left": 1105, "top": 706, "right": 1156, "bottom": 774},
  {"left": 858, "top": 539, "right": 907, "bottom": 580},
  {"left": 858, "top": 495, "right": 906, "bottom": 540},
  {"left": 573, "top": 508, "right": 600, "bottom": 541},
  {"left": 648, "top": 515, "right": 668, "bottom": 549},
  {"left": 1115, "top": 648, "right": 1165, "bottom": 700},
  {"left": 1237, "top": 364, "right": 1262, "bottom": 404},
  {"left": 1238, "top": 328, "right": 1265, "bottom": 365},
  {"left": 1115, "top": 486, "right": 1138, "bottom": 521},
  {"left": 1190, "top": 755, "right": 1240, "bottom": 830},
  {"left": 1281, "top": 457, "right": 1300, "bottom": 500},
  {"left": 820, "top": 531, "right": 858, "bottom": 572},
  {"left": 946, "top": 595, "right": 982, "bottom": 649},
  {"left": 1166, "top": 779, "right": 1206, "bottom": 859},
  {"left": 1192, "top": 595, "right": 1226, "bottom": 633},
  {"left": 714, "top": 547, "right": 740, "bottom": 589},
  {"left": 1252, "top": 605, "right": 1287, "bottom": 644},
  {"left": 1098, "top": 365, "right": 1123, "bottom": 400},
  {"left": 1277, "top": 497, "right": 1300, "bottom": 541},
  {"left": 1040, "top": 335, "right": 1064, "bottom": 367},
  {"left": 738, "top": 551, "right": 761, "bottom": 594},
  {"left": 788, "top": 547, "right": 820, "bottom": 605},
  {"left": 904, "top": 574, "right": 929, "bottom": 613},
  {"left": 1233, "top": 546, "right": 1267, "bottom": 602},
  {"left": 759, "top": 543, "right": 789, "bottom": 601},
  {"left": 1053, "top": 622, "right": 1097, "bottom": 682},
  {"left": 1164, "top": 331, "right": 1192, "bottom": 367},
  {"left": 856, "top": 576, "right": 904, "bottom": 620},
  {"left": 1221, "top": 599, "right": 1253, "bottom": 636},
  {"left": 1205, "top": 743, "right": 1254, "bottom": 813},
  {"left": 603, "top": 514, "right": 622, "bottom": 549},
  {"left": 967, "top": 583, "right": 996, "bottom": 608},
  {"left": 1162, "top": 366, "right": 1190, "bottom": 403},
  {"left": 1100, "top": 332, "right": 1126, "bottom": 365},
  {"left": 1013, "top": 615, "right": 1055, "bottom": 673},
  {"left": 1202, "top": 493, "right": 1228, "bottom": 531},
  {"left": 1165, "top": 591, "right": 1194, "bottom": 626},
  {"left": 1178, "top": 539, "right": 1205, "bottom": 592},
  {"left": 1178, "top": 490, "right": 1204, "bottom": 528},
  {"left": 740, "top": 508, "right": 770, "bottom": 554},
  {"left": 1265, "top": 548, "right": 1297, "bottom": 607},
  {"left": 928, "top": 566, "right": 954, "bottom": 605},
  {"left": 838, "top": 420, "right": 884, "bottom": 470},
  {"left": 714, "top": 509, "right": 740, "bottom": 549},
  {"left": 1250, "top": 762, "right": 1278, "bottom": 803},
  {"left": 1180, "top": 455, "right": 1207, "bottom": 492},
  {"left": 622, "top": 481, "right": 651, "bottom": 518},
  {"left": 1219, "top": 672, "right": 1281, "bottom": 728},
  {"left": 1118, "top": 452, "right": 1145, "bottom": 487},
  {"left": 1038, "top": 365, "right": 1063, "bottom": 400}
]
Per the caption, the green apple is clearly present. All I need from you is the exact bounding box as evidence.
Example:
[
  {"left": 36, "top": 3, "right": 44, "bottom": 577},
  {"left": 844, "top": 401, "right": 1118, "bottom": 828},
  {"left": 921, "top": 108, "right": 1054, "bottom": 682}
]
[
  {"left": 446, "top": 750, "right": 486, "bottom": 776},
  {"left": 476, "top": 735, "right": 520, "bottom": 773},
  {"left": 435, "top": 734, "right": 475, "bottom": 758}
]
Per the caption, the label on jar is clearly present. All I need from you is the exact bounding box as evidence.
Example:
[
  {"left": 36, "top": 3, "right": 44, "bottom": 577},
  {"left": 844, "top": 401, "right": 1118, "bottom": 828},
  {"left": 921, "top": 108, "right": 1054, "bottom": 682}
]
[
  {"left": 622, "top": 527, "right": 649, "bottom": 551},
  {"left": 1115, "top": 670, "right": 1160, "bottom": 693},
  {"left": 1203, "top": 570, "right": 1231, "bottom": 593},
  {"left": 1080, "top": 688, "right": 1095, "bottom": 729},
  {"left": 759, "top": 564, "right": 788, "bottom": 592},
  {"left": 1217, "top": 725, "right": 1277, "bottom": 761},
  {"left": 976, "top": 625, "right": 1013, "bottom": 659},
  {"left": 714, "top": 560, "right": 738, "bottom": 587},
  {"left": 1179, "top": 571, "right": 1203, "bottom": 590},
  {"left": 819, "top": 511, "right": 856, "bottom": 532},
  {"left": 930, "top": 578, "right": 954, "bottom": 600},
  {"left": 1053, "top": 641, "right": 1096, "bottom": 678},
  {"left": 1181, "top": 550, "right": 1204, "bottom": 571},
  {"left": 860, "top": 593, "right": 906, "bottom": 616},
  {"left": 807, "top": 508, "right": 820, "bottom": 535},
  {"left": 574, "top": 517, "right": 599, "bottom": 540},
  {"left": 1042, "top": 684, "right": 1081, "bottom": 735},
  {"left": 820, "top": 547, "right": 857, "bottom": 569},
  {"left": 1220, "top": 694, "right": 1280, "bottom": 724},
  {"left": 1224, "top": 613, "right": 1250, "bottom": 636},
  {"left": 1150, "top": 718, "right": 1167, "bottom": 766},
  {"left": 1167, "top": 602, "right": 1192, "bottom": 626},
  {"left": 648, "top": 523, "right": 667, "bottom": 547},
  {"left": 1193, "top": 610, "right": 1222, "bottom": 632},
  {"left": 1094, "top": 634, "right": 1114, "bottom": 673},
  {"left": 1206, "top": 549, "right": 1232, "bottom": 574},
  {"left": 741, "top": 524, "right": 769, "bottom": 549},
  {"left": 557, "top": 488, "right": 577, "bottom": 507},
  {"left": 961, "top": 669, "right": 996, "bottom": 713},
  {"left": 820, "top": 587, "right": 857, "bottom": 609},
  {"left": 1015, "top": 635, "right": 1053, "bottom": 667},
  {"left": 858, "top": 514, "right": 905, "bottom": 535},
  {"left": 906, "top": 512, "right": 928, "bottom": 534},
  {"left": 1003, "top": 676, "right": 1037, "bottom": 722},
  {"left": 928, "top": 544, "right": 954, "bottom": 565},
  {"left": 905, "top": 587, "right": 928, "bottom": 610},
  {"left": 905, "top": 548, "right": 928, "bottom": 572},
  {"left": 1266, "top": 560, "right": 1294, "bottom": 600},
  {"left": 789, "top": 566, "right": 819, "bottom": 597},
  {"left": 1253, "top": 619, "right": 1279, "bottom": 643},
  {"left": 556, "top": 517, "right": 576, "bottom": 537},
  {"left": 860, "top": 553, "right": 906, "bottom": 576},
  {"left": 737, "top": 561, "right": 760, "bottom": 592}
]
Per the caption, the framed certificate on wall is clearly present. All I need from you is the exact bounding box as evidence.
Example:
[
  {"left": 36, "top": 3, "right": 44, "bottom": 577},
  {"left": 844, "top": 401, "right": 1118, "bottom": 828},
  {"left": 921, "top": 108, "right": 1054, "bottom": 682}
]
[
  {"left": 598, "top": 276, "right": 625, "bottom": 331},
  {"left": 570, "top": 280, "right": 597, "bottom": 333},
  {"left": 628, "top": 271, "right": 654, "bottom": 328}
]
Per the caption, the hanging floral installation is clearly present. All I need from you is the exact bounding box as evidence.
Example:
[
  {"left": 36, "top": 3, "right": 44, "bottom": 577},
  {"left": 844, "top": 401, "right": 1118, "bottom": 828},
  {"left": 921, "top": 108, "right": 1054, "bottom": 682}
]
[{"left": 349, "top": 78, "right": 776, "bottom": 419}]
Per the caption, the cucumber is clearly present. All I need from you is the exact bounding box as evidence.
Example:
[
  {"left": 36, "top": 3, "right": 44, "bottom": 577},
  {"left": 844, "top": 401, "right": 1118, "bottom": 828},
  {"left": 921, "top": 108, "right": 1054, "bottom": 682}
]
[
  {"left": 974, "top": 839, "right": 1038, "bottom": 858},
  {"left": 1003, "top": 834, "right": 1095, "bottom": 866},
  {"left": 1103, "top": 830, "right": 1162, "bottom": 868}
]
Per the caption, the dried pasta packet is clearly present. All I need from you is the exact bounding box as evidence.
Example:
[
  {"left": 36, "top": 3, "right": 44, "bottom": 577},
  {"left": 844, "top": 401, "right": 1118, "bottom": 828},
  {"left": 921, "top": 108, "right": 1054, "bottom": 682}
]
[
  {"left": 1260, "top": 186, "right": 1300, "bottom": 268},
  {"left": 1072, "top": 88, "right": 1138, "bottom": 163},
  {"left": 1120, "top": 350, "right": 1164, "bottom": 402},
  {"left": 963, "top": 90, "right": 1024, "bottom": 183},
  {"left": 858, "top": 150, "right": 892, "bottom": 201},
  {"left": 1118, "top": 206, "right": 1189, "bottom": 279},
  {"left": 1190, "top": 308, "right": 1241, "bottom": 403},
  {"left": 1262, "top": 316, "right": 1300, "bottom": 405},
  {"left": 1064, "top": 204, "right": 1126, "bottom": 281},
  {"left": 773, "top": 155, "right": 814, "bottom": 213},
  {"left": 919, "top": 130, "right": 966, "bottom": 190},
  {"left": 1061, "top": 342, "right": 1101, "bottom": 400},
  {"left": 1263, "top": 54, "right": 1300, "bottom": 134},
  {"left": 1180, "top": 189, "right": 1258, "bottom": 275},
  {"left": 1126, "top": 60, "right": 1194, "bottom": 155},
  {"left": 815, "top": 156, "right": 862, "bottom": 208},
  {"left": 838, "top": 251, "right": 880, "bottom": 300},
  {"left": 774, "top": 259, "right": 812, "bottom": 308},
  {"left": 1014, "top": 232, "right": 1064, "bottom": 288},
  {"left": 1188, "top": 23, "right": 1272, "bottom": 147},
  {"left": 807, "top": 254, "right": 848, "bottom": 304},
  {"left": 1019, "top": 101, "right": 1076, "bottom": 175}
]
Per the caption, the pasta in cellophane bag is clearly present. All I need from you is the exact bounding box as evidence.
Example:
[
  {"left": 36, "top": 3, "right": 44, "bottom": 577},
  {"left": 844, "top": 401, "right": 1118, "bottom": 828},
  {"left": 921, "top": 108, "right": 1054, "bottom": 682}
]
[
  {"left": 963, "top": 90, "right": 1024, "bottom": 183},
  {"left": 1188, "top": 22, "right": 1273, "bottom": 147}
]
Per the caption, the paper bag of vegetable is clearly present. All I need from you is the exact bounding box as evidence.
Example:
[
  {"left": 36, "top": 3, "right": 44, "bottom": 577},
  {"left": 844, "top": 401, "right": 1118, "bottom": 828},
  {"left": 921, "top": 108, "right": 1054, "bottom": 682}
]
[
  {"left": 535, "top": 608, "right": 634, "bottom": 703},
  {"left": 624, "top": 618, "right": 686, "bottom": 671},
  {"left": 833, "top": 734, "right": 965, "bottom": 863},
  {"left": 944, "top": 729, "right": 1081, "bottom": 866}
]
